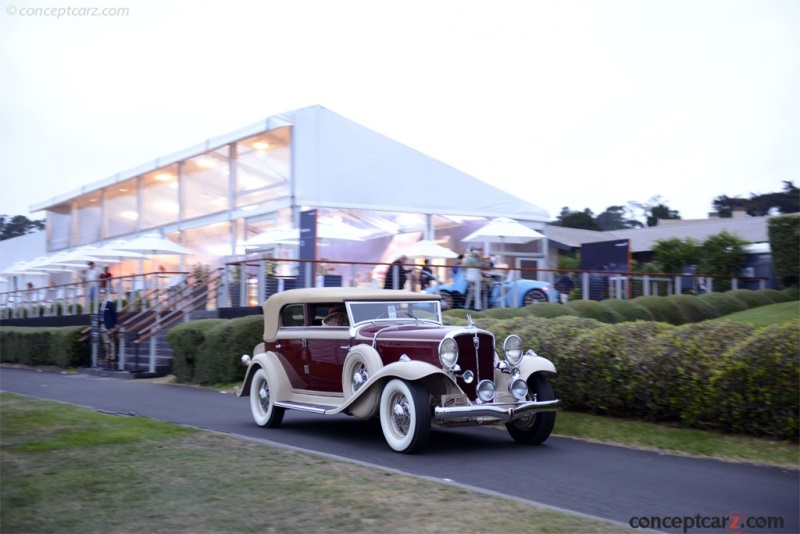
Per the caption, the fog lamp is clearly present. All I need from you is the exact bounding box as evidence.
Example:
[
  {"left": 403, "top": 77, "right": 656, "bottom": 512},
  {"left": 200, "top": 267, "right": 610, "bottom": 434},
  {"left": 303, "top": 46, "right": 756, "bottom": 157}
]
[
  {"left": 462, "top": 370, "right": 474, "bottom": 384},
  {"left": 509, "top": 378, "right": 528, "bottom": 400},
  {"left": 477, "top": 380, "right": 496, "bottom": 402}
]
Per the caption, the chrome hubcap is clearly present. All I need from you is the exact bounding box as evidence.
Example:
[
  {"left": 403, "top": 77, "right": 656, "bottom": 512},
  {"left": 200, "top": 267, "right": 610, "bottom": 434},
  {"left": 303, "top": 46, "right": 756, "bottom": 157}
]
[
  {"left": 390, "top": 394, "right": 411, "bottom": 435},
  {"left": 258, "top": 381, "right": 269, "bottom": 410},
  {"left": 351, "top": 364, "right": 368, "bottom": 393}
]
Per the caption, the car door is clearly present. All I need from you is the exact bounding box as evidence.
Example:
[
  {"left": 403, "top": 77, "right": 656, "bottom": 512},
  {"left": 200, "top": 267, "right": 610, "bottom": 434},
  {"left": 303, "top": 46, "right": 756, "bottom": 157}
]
[
  {"left": 272, "top": 303, "right": 311, "bottom": 390},
  {"left": 306, "top": 304, "right": 351, "bottom": 392}
]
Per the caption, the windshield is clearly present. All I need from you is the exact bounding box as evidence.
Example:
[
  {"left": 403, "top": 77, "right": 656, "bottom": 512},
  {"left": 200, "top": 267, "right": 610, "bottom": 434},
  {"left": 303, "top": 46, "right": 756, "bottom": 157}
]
[{"left": 347, "top": 300, "right": 442, "bottom": 325}]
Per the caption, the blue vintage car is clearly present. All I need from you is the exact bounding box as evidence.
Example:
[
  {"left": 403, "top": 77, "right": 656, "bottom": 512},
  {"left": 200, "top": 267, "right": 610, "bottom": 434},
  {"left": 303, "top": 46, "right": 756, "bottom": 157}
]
[{"left": 425, "top": 269, "right": 557, "bottom": 309}]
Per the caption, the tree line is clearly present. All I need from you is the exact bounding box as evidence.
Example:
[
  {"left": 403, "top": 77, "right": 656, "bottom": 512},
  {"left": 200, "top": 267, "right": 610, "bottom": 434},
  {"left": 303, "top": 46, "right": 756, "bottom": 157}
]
[{"left": 551, "top": 181, "right": 799, "bottom": 231}]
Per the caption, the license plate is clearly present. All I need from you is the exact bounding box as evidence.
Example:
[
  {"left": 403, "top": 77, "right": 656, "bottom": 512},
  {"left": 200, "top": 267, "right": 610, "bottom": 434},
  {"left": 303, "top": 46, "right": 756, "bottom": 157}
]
[{"left": 441, "top": 394, "right": 469, "bottom": 407}]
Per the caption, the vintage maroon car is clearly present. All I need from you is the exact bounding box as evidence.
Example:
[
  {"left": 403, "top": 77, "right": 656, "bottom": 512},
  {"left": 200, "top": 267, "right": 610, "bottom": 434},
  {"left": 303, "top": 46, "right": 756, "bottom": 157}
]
[{"left": 237, "top": 287, "right": 561, "bottom": 453}]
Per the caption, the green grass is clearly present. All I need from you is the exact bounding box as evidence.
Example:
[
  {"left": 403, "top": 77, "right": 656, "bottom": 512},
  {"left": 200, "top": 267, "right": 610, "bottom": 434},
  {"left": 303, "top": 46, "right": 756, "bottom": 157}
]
[
  {"left": 553, "top": 411, "right": 799, "bottom": 469},
  {"left": 1, "top": 393, "right": 627, "bottom": 534},
  {"left": 711, "top": 300, "right": 800, "bottom": 326}
]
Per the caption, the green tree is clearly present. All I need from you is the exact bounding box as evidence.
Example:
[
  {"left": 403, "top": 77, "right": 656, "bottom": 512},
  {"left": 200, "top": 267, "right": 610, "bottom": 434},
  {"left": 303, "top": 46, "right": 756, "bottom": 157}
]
[
  {"left": 698, "top": 231, "right": 749, "bottom": 291},
  {"left": 552, "top": 207, "right": 601, "bottom": 231},
  {"left": 767, "top": 214, "right": 800, "bottom": 288},
  {"left": 713, "top": 181, "right": 799, "bottom": 217},
  {"left": 594, "top": 206, "right": 643, "bottom": 230},
  {"left": 0, "top": 214, "right": 45, "bottom": 241},
  {"left": 629, "top": 196, "right": 682, "bottom": 227},
  {"left": 651, "top": 237, "right": 701, "bottom": 274}
]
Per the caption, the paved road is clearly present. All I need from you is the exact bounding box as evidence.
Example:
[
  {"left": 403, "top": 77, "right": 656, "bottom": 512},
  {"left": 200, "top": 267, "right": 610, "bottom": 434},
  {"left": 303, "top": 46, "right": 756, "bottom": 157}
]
[{"left": 2, "top": 367, "right": 798, "bottom": 533}]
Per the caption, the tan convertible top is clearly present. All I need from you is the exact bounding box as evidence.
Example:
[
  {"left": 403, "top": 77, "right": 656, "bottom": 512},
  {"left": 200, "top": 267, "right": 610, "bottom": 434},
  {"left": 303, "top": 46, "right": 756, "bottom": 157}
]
[{"left": 262, "top": 287, "right": 441, "bottom": 341}]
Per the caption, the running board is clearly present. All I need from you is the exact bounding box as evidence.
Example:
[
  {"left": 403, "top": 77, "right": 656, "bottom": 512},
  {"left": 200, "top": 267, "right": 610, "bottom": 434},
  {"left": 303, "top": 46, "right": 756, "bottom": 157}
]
[{"left": 274, "top": 401, "right": 338, "bottom": 414}]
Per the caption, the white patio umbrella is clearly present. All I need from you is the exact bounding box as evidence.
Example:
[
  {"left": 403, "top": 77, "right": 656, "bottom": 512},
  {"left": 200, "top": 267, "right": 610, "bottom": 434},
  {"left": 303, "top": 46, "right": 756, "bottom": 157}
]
[
  {"left": 113, "top": 233, "right": 191, "bottom": 256},
  {"left": 461, "top": 217, "right": 546, "bottom": 246},
  {"left": 1, "top": 260, "right": 51, "bottom": 276},
  {"left": 90, "top": 240, "right": 150, "bottom": 260},
  {"left": 402, "top": 240, "right": 459, "bottom": 259}
]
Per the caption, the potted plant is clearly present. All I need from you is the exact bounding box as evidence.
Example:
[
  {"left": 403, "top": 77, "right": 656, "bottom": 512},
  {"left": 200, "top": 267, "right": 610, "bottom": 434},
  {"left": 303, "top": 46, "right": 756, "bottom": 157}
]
[
  {"left": 228, "top": 264, "right": 244, "bottom": 307},
  {"left": 191, "top": 263, "right": 212, "bottom": 308}
]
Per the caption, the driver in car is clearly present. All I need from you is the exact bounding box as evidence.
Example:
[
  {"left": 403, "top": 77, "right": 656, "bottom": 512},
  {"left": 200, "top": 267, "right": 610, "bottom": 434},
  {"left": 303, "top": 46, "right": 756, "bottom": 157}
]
[{"left": 322, "top": 307, "right": 349, "bottom": 326}]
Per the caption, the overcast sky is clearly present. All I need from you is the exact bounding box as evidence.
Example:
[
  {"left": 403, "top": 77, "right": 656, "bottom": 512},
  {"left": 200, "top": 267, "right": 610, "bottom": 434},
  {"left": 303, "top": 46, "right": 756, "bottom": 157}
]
[{"left": 1, "top": 0, "right": 797, "bottom": 224}]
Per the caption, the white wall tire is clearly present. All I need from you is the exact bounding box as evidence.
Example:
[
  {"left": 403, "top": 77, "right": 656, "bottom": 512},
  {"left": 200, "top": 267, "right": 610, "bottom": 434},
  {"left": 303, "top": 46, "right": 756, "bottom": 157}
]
[
  {"left": 342, "top": 345, "right": 383, "bottom": 400},
  {"left": 379, "top": 379, "right": 431, "bottom": 453},
  {"left": 249, "top": 368, "right": 285, "bottom": 428}
]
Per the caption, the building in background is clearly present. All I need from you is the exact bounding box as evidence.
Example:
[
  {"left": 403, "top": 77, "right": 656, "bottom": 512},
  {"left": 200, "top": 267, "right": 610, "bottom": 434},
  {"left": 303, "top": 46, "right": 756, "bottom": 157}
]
[{"left": 8, "top": 105, "right": 551, "bottom": 289}]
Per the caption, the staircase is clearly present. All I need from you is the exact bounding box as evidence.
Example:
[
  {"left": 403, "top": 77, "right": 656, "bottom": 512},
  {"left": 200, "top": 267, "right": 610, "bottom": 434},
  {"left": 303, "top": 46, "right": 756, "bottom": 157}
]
[{"left": 91, "top": 269, "right": 226, "bottom": 378}]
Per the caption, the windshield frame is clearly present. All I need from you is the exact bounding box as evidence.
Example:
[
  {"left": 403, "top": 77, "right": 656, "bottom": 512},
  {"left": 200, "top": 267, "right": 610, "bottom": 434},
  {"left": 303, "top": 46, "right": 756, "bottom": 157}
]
[{"left": 346, "top": 300, "right": 443, "bottom": 326}]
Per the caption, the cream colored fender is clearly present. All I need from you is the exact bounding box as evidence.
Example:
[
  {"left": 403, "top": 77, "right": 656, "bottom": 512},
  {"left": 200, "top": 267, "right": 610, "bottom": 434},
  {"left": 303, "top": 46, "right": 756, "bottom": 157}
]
[
  {"left": 237, "top": 350, "right": 291, "bottom": 403},
  {"left": 335, "top": 360, "right": 458, "bottom": 419},
  {"left": 517, "top": 354, "right": 557, "bottom": 378}
]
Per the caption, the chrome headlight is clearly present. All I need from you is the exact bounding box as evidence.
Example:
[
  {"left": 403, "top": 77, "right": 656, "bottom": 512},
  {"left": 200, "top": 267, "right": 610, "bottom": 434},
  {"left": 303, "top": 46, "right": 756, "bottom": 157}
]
[
  {"left": 508, "top": 378, "right": 528, "bottom": 400},
  {"left": 438, "top": 338, "right": 459, "bottom": 369},
  {"left": 503, "top": 335, "right": 523, "bottom": 366},
  {"left": 476, "top": 380, "right": 496, "bottom": 402}
]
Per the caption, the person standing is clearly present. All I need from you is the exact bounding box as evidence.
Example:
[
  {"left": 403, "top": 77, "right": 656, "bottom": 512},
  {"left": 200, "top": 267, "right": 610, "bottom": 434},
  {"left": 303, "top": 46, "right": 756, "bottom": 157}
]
[
  {"left": 83, "top": 261, "right": 101, "bottom": 312},
  {"left": 463, "top": 250, "right": 484, "bottom": 310},
  {"left": 99, "top": 266, "right": 113, "bottom": 291},
  {"left": 99, "top": 289, "right": 118, "bottom": 364},
  {"left": 556, "top": 272, "right": 575, "bottom": 304},
  {"left": 383, "top": 255, "right": 411, "bottom": 290},
  {"left": 419, "top": 259, "right": 434, "bottom": 291}
]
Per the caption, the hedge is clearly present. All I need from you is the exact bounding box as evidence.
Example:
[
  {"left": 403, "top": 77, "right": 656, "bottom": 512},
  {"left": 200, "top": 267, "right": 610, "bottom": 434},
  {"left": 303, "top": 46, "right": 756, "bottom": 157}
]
[
  {"left": 630, "top": 296, "right": 689, "bottom": 325},
  {"left": 641, "top": 321, "right": 756, "bottom": 424},
  {"left": 193, "top": 315, "right": 264, "bottom": 385},
  {"left": 564, "top": 300, "right": 625, "bottom": 323},
  {"left": 0, "top": 326, "right": 89, "bottom": 368},
  {"left": 599, "top": 299, "right": 655, "bottom": 322},
  {"left": 523, "top": 303, "right": 580, "bottom": 319},
  {"left": 696, "top": 292, "right": 749, "bottom": 317},
  {"left": 665, "top": 294, "right": 720, "bottom": 322},
  {"left": 726, "top": 289, "right": 775, "bottom": 309},
  {"left": 167, "top": 319, "right": 227, "bottom": 383},
  {"left": 713, "top": 320, "right": 800, "bottom": 440}
]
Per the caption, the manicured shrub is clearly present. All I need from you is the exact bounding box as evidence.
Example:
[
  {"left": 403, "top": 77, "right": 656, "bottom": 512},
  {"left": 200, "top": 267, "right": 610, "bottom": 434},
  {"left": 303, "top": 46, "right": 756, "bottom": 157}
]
[
  {"left": 630, "top": 296, "right": 689, "bottom": 325},
  {"left": 696, "top": 292, "right": 748, "bottom": 317},
  {"left": 523, "top": 303, "right": 580, "bottom": 319},
  {"left": 641, "top": 321, "right": 756, "bottom": 424},
  {"left": 755, "top": 289, "right": 793, "bottom": 304},
  {"left": 167, "top": 319, "right": 226, "bottom": 382},
  {"left": 665, "top": 294, "right": 720, "bottom": 322},
  {"left": 726, "top": 289, "right": 773, "bottom": 309},
  {"left": 781, "top": 286, "right": 800, "bottom": 300},
  {"left": 0, "top": 326, "right": 88, "bottom": 368},
  {"left": 564, "top": 300, "right": 625, "bottom": 323},
  {"left": 479, "top": 307, "right": 527, "bottom": 319},
  {"left": 443, "top": 309, "right": 470, "bottom": 319},
  {"left": 556, "top": 322, "right": 674, "bottom": 416},
  {"left": 600, "top": 299, "right": 654, "bottom": 322},
  {"left": 193, "top": 315, "right": 263, "bottom": 385},
  {"left": 713, "top": 320, "right": 800, "bottom": 440}
]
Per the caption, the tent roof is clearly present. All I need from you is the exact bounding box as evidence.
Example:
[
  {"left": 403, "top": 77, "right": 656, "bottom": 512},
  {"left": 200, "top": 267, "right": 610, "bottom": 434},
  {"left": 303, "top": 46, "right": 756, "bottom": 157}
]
[{"left": 30, "top": 106, "right": 548, "bottom": 222}]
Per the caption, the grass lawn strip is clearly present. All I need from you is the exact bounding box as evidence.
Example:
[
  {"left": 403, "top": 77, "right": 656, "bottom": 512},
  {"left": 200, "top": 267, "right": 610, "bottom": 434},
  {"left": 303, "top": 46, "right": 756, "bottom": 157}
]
[{"left": 1, "top": 393, "right": 629, "bottom": 533}]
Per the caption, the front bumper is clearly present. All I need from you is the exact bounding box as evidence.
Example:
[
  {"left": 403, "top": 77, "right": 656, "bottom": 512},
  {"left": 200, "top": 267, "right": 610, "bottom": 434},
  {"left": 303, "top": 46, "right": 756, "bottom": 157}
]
[{"left": 433, "top": 398, "right": 562, "bottom": 424}]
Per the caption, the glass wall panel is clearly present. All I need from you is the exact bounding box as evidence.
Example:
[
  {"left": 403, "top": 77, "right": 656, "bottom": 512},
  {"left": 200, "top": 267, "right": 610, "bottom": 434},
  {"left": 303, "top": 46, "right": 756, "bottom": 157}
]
[
  {"left": 74, "top": 195, "right": 102, "bottom": 246},
  {"left": 235, "top": 127, "right": 291, "bottom": 210},
  {"left": 182, "top": 146, "right": 230, "bottom": 220},
  {"left": 103, "top": 177, "right": 138, "bottom": 238},
  {"left": 46, "top": 203, "right": 72, "bottom": 251},
  {"left": 183, "top": 222, "right": 232, "bottom": 270},
  {"left": 140, "top": 164, "right": 179, "bottom": 230}
]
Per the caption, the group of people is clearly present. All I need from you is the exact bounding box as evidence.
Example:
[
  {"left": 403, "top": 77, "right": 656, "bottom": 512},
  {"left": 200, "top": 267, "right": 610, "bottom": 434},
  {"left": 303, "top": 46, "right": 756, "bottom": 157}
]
[{"left": 382, "top": 255, "right": 436, "bottom": 291}]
